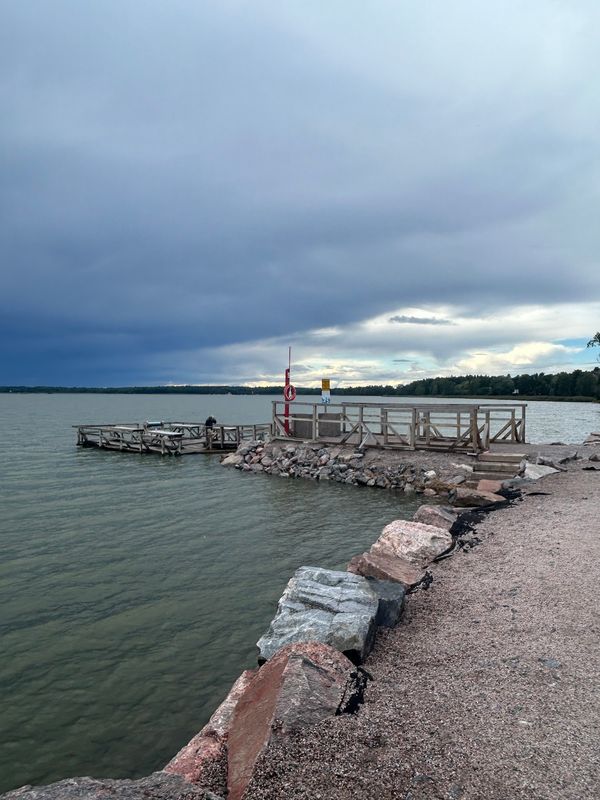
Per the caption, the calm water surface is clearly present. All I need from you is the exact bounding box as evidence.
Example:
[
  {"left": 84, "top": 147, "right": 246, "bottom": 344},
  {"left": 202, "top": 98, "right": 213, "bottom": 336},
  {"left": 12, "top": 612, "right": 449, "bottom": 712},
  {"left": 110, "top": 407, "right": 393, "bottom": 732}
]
[{"left": 0, "top": 394, "right": 598, "bottom": 792}]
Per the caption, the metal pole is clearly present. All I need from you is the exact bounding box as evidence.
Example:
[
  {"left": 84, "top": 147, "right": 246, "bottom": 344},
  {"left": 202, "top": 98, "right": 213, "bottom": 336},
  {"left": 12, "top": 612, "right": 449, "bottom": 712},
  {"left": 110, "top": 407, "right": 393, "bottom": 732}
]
[{"left": 284, "top": 346, "right": 291, "bottom": 435}]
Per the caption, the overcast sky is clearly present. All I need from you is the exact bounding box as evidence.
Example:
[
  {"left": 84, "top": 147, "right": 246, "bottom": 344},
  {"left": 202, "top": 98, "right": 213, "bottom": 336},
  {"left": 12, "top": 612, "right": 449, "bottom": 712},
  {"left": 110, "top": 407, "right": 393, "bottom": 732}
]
[{"left": 2, "top": 0, "right": 599, "bottom": 386}]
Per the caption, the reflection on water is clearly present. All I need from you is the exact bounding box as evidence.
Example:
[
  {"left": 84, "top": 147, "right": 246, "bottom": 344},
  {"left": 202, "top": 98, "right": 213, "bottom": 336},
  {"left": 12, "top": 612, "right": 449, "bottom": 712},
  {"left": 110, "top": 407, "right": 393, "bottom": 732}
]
[{"left": 0, "top": 393, "right": 597, "bottom": 792}]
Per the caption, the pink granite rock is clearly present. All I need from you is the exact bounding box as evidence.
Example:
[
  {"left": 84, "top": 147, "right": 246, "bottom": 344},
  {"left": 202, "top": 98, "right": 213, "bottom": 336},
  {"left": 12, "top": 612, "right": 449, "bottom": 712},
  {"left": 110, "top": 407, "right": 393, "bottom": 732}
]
[
  {"left": 412, "top": 504, "right": 457, "bottom": 531},
  {"left": 347, "top": 551, "right": 425, "bottom": 589},
  {"left": 164, "top": 669, "right": 256, "bottom": 784},
  {"left": 372, "top": 520, "right": 453, "bottom": 568},
  {"left": 227, "top": 642, "right": 352, "bottom": 800},
  {"left": 477, "top": 478, "right": 503, "bottom": 494},
  {"left": 449, "top": 486, "right": 505, "bottom": 507}
]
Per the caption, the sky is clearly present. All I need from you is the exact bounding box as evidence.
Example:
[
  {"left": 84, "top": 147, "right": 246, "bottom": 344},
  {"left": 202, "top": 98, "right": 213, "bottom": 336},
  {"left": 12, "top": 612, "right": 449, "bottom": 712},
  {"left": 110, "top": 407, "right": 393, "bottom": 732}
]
[{"left": 1, "top": 0, "right": 600, "bottom": 386}]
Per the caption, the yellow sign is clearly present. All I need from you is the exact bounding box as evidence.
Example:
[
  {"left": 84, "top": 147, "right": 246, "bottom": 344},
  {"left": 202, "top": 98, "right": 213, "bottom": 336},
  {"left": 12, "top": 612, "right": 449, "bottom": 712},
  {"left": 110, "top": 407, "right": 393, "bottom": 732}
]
[{"left": 321, "top": 378, "right": 331, "bottom": 391}]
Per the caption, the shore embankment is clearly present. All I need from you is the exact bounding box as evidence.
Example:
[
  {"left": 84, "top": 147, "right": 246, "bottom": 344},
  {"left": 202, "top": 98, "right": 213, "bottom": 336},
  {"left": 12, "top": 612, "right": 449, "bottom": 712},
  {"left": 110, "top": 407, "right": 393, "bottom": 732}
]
[{"left": 241, "top": 460, "right": 600, "bottom": 799}]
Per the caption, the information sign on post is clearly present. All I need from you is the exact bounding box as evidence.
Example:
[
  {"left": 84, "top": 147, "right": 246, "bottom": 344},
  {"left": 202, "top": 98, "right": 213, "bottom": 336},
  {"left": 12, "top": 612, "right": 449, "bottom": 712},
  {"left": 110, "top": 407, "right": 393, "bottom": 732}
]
[{"left": 321, "top": 378, "right": 331, "bottom": 405}]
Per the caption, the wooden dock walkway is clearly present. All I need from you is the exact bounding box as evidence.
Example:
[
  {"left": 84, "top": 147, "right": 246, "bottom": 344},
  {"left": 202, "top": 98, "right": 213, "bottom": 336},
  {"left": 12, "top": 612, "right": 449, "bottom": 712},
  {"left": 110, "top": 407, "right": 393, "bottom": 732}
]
[
  {"left": 74, "top": 421, "right": 272, "bottom": 456},
  {"left": 74, "top": 402, "right": 527, "bottom": 457}
]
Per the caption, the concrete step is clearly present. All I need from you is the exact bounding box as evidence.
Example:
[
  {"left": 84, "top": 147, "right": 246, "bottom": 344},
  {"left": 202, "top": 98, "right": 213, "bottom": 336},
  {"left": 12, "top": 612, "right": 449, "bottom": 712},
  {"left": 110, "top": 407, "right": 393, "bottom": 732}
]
[
  {"left": 479, "top": 452, "right": 525, "bottom": 463},
  {"left": 476, "top": 461, "right": 519, "bottom": 474},
  {"left": 470, "top": 471, "right": 515, "bottom": 482}
]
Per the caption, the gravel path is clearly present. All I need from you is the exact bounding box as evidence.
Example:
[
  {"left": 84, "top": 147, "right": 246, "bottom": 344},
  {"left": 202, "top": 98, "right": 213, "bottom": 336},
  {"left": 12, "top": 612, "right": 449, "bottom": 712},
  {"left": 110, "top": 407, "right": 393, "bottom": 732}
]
[{"left": 244, "top": 462, "right": 600, "bottom": 799}]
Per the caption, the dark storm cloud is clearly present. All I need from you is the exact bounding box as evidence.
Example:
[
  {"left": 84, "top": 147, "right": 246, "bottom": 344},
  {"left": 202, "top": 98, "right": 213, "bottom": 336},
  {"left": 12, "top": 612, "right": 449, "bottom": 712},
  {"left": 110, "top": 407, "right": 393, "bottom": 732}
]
[{"left": 1, "top": 1, "right": 600, "bottom": 383}]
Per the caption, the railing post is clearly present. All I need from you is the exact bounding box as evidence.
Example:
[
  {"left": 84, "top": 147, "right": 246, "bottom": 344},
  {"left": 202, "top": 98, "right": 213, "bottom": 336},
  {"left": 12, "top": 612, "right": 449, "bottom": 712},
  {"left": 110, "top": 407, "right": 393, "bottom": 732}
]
[
  {"left": 470, "top": 409, "right": 478, "bottom": 451},
  {"left": 382, "top": 409, "right": 388, "bottom": 445},
  {"left": 312, "top": 404, "right": 318, "bottom": 440}
]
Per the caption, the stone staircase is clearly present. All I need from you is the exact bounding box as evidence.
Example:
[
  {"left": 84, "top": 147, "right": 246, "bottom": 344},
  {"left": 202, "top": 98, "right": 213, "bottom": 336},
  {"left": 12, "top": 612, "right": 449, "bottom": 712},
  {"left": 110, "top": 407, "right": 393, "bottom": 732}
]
[{"left": 469, "top": 451, "right": 525, "bottom": 484}]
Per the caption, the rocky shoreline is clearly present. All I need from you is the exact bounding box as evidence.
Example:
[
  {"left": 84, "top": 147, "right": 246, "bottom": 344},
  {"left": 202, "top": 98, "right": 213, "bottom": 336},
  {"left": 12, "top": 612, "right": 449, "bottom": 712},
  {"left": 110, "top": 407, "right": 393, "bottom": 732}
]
[
  {"left": 221, "top": 439, "right": 476, "bottom": 496},
  {"left": 4, "top": 436, "right": 598, "bottom": 800}
]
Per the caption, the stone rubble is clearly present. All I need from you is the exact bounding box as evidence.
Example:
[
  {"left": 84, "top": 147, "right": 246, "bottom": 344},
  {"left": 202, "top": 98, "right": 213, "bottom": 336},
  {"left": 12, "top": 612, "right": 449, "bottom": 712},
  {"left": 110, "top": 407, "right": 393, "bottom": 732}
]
[
  {"left": 583, "top": 431, "right": 600, "bottom": 445},
  {"left": 222, "top": 440, "right": 464, "bottom": 496}
]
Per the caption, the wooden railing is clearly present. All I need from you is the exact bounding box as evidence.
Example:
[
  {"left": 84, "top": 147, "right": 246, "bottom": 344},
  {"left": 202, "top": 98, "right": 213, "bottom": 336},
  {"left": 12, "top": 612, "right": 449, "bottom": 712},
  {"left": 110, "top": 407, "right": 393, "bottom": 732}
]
[
  {"left": 271, "top": 401, "right": 526, "bottom": 452},
  {"left": 75, "top": 420, "right": 272, "bottom": 455}
]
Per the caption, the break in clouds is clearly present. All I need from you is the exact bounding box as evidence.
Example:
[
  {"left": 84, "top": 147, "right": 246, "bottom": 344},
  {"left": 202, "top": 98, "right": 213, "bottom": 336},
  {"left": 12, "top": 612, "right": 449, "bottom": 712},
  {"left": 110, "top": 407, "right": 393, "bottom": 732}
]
[{"left": 1, "top": 1, "right": 600, "bottom": 385}]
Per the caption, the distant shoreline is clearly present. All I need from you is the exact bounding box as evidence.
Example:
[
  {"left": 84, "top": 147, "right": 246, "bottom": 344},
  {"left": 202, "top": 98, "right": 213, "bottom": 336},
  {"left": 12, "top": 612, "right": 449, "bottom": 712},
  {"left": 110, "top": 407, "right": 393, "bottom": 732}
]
[{"left": 0, "top": 386, "right": 598, "bottom": 403}]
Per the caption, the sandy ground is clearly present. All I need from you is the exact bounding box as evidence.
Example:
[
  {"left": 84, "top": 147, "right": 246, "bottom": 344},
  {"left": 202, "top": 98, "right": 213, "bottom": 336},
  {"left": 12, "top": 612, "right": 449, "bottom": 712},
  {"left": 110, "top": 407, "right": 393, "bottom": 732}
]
[{"left": 243, "top": 459, "right": 600, "bottom": 800}]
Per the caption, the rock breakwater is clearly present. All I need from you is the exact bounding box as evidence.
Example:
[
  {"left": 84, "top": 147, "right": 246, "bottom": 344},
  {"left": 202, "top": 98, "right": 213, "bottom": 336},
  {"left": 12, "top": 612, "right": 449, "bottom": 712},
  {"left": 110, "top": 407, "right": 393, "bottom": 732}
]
[{"left": 222, "top": 440, "right": 467, "bottom": 496}]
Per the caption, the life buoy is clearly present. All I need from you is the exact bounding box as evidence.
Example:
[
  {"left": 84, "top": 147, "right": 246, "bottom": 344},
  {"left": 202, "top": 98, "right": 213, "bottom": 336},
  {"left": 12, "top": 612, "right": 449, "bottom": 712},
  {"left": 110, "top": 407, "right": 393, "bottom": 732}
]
[{"left": 284, "top": 384, "right": 296, "bottom": 402}]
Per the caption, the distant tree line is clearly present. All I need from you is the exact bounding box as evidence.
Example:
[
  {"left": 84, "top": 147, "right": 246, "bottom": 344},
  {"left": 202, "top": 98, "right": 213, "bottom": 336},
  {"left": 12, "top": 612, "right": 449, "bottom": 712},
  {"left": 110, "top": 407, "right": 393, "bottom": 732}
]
[
  {"left": 394, "top": 368, "right": 600, "bottom": 400},
  {"left": 1, "top": 366, "right": 599, "bottom": 399}
]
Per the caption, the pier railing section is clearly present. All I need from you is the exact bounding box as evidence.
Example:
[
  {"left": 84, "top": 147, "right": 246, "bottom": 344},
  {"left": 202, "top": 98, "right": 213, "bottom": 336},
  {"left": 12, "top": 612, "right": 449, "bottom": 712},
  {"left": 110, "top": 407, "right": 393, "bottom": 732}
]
[
  {"left": 75, "top": 421, "right": 272, "bottom": 455},
  {"left": 272, "top": 401, "right": 526, "bottom": 451}
]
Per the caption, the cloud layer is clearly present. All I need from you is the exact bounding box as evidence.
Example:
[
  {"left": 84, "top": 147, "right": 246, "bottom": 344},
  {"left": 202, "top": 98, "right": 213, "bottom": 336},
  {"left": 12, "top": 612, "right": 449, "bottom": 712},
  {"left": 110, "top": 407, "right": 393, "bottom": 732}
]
[{"left": 1, "top": 1, "right": 599, "bottom": 384}]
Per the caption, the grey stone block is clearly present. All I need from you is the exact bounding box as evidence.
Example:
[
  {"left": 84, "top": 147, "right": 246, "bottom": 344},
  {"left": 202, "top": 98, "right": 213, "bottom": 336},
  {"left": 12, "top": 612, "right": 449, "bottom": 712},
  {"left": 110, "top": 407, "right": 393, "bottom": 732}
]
[{"left": 257, "top": 566, "right": 404, "bottom": 664}]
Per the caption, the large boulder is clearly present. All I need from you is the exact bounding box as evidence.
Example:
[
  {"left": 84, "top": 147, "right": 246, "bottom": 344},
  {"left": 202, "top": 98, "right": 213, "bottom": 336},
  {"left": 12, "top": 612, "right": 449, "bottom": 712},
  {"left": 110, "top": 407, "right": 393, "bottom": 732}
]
[
  {"left": 220, "top": 453, "right": 244, "bottom": 467},
  {"left": 227, "top": 642, "right": 353, "bottom": 800},
  {"left": 164, "top": 670, "right": 256, "bottom": 784},
  {"left": 371, "top": 520, "right": 453, "bottom": 568},
  {"left": 256, "top": 567, "right": 403, "bottom": 663},
  {"left": 348, "top": 551, "right": 425, "bottom": 589},
  {"left": 448, "top": 487, "right": 506, "bottom": 507},
  {"left": 477, "top": 478, "right": 504, "bottom": 494},
  {"left": 367, "top": 577, "right": 407, "bottom": 626},
  {"left": 1, "top": 775, "right": 222, "bottom": 800},
  {"left": 412, "top": 504, "right": 457, "bottom": 531}
]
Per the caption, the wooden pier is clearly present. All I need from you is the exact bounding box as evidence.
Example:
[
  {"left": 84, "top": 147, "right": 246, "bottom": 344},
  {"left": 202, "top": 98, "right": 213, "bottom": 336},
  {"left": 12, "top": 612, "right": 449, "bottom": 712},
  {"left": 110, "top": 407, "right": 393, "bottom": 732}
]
[
  {"left": 75, "top": 401, "right": 526, "bottom": 457},
  {"left": 272, "top": 400, "right": 526, "bottom": 452},
  {"left": 75, "top": 421, "right": 272, "bottom": 456}
]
